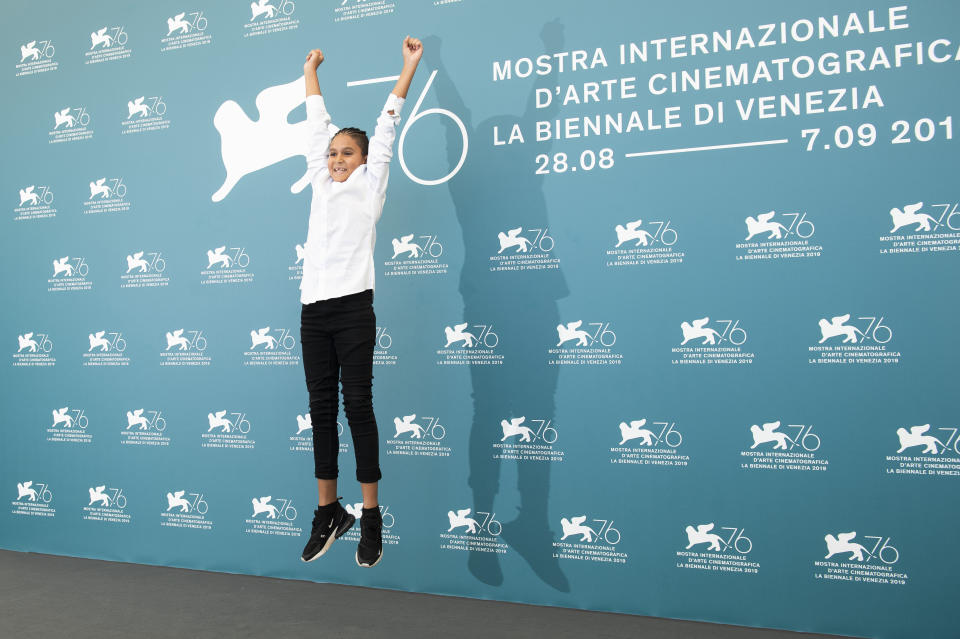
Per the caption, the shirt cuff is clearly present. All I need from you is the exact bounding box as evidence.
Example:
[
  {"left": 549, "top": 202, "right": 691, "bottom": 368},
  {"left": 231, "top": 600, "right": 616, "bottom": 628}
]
[
  {"left": 384, "top": 93, "right": 405, "bottom": 117},
  {"left": 306, "top": 94, "right": 328, "bottom": 119}
]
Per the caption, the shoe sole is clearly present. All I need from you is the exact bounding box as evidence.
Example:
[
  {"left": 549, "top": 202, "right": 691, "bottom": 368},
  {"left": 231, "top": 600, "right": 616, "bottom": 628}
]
[
  {"left": 301, "top": 514, "right": 356, "bottom": 563},
  {"left": 356, "top": 547, "right": 383, "bottom": 568}
]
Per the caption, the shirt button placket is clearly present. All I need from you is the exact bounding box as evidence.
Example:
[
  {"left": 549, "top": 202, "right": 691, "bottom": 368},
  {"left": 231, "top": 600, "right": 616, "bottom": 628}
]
[{"left": 319, "top": 197, "right": 328, "bottom": 296}]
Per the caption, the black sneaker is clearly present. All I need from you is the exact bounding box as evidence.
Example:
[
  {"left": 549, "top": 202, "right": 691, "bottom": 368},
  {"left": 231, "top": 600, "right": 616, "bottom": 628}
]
[
  {"left": 301, "top": 499, "right": 355, "bottom": 562},
  {"left": 356, "top": 506, "right": 383, "bottom": 567}
]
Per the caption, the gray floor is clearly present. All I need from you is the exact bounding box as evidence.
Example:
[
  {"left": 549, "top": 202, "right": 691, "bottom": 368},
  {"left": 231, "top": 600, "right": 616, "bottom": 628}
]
[{"left": 0, "top": 550, "right": 844, "bottom": 639}]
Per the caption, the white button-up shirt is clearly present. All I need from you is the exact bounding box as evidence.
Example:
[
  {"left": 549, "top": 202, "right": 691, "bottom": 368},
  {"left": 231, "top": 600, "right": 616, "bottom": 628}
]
[{"left": 300, "top": 92, "right": 404, "bottom": 304}]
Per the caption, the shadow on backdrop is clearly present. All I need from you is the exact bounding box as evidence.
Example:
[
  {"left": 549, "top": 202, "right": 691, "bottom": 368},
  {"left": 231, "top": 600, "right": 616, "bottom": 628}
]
[{"left": 424, "top": 22, "right": 570, "bottom": 591}]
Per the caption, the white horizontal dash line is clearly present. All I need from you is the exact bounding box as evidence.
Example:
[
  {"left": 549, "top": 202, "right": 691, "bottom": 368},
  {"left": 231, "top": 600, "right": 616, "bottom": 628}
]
[
  {"left": 346, "top": 75, "right": 400, "bottom": 87},
  {"left": 625, "top": 139, "right": 790, "bottom": 158}
]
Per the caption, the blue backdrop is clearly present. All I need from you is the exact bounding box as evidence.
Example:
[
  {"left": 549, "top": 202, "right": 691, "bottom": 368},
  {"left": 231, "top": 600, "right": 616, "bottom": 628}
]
[{"left": 3, "top": 2, "right": 959, "bottom": 637}]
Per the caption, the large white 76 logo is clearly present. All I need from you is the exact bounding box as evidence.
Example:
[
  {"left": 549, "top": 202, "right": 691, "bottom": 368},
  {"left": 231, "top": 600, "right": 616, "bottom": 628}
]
[
  {"left": 397, "top": 70, "right": 467, "bottom": 185},
  {"left": 211, "top": 68, "right": 467, "bottom": 203},
  {"left": 351, "top": 70, "right": 467, "bottom": 186}
]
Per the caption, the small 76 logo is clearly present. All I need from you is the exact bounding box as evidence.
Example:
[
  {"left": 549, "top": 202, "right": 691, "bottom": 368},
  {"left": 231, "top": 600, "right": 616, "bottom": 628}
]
[{"left": 166, "top": 491, "right": 208, "bottom": 514}]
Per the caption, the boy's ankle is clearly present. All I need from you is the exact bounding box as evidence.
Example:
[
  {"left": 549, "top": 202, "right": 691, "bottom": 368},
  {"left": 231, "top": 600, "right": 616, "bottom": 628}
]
[{"left": 318, "top": 498, "right": 341, "bottom": 511}]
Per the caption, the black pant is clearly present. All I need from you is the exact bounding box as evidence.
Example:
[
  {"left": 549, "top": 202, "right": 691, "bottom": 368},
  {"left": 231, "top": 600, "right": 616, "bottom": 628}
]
[{"left": 301, "top": 289, "right": 381, "bottom": 483}]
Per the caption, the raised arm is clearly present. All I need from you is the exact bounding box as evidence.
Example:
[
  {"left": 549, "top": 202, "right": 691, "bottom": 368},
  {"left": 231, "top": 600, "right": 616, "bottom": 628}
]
[
  {"left": 304, "top": 49, "right": 323, "bottom": 97},
  {"left": 366, "top": 38, "right": 423, "bottom": 198},
  {"left": 303, "top": 49, "right": 339, "bottom": 177},
  {"left": 389, "top": 37, "right": 423, "bottom": 109}
]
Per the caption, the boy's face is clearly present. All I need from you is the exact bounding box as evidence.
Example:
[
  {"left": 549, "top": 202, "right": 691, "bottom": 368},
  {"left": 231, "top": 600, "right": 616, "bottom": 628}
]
[{"left": 328, "top": 134, "right": 366, "bottom": 182}]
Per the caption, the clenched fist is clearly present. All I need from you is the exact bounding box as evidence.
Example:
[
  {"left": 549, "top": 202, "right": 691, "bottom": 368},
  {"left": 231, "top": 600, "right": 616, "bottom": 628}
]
[
  {"left": 304, "top": 49, "right": 324, "bottom": 72},
  {"left": 401, "top": 36, "right": 423, "bottom": 65}
]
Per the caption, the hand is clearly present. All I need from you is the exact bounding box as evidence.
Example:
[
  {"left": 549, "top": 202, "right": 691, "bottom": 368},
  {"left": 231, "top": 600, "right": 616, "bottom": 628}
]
[
  {"left": 401, "top": 36, "right": 423, "bottom": 66},
  {"left": 304, "top": 49, "right": 324, "bottom": 72}
]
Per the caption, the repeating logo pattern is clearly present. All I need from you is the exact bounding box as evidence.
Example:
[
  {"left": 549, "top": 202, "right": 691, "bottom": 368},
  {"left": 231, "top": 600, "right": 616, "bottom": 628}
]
[
  {"left": 16, "top": 39, "right": 58, "bottom": 76},
  {"left": 440, "top": 506, "right": 509, "bottom": 555},
  {"left": 14, "top": 184, "right": 57, "bottom": 221},
  {"left": 161, "top": 490, "right": 213, "bottom": 530},
  {"left": 47, "top": 406, "right": 92, "bottom": 444},
  {"left": 11, "top": 481, "right": 55, "bottom": 518},
  {"left": 121, "top": 250, "right": 169, "bottom": 288},
  {"left": 386, "top": 413, "right": 451, "bottom": 458},
  {"left": 200, "top": 245, "right": 254, "bottom": 284},
  {"left": 201, "top": 410, "right": 255, "bottom": 449},
  {"left": 436, "top": 321, "right": 504, "bottom": 366},
  {"left": 384, "top": 233, "right": 449, "bottom": 277},
  {"left": 243, "top": 1, "right": 300, "bottom": 37},
  {"left": 886, "top": 423, "right": 960, "bottom": 477},
  {"left": 814, "top": 532, "right": 907, "bottom": 586},
  {"left": 84, "top": 26, "right": 132, "bottom": 64},
  {"left": 548, "top": 319, "right": 622, "bottom": 365},
  {"left": 553, "top": 513, "right": 627, "bottom": 564},
  {"left": 243, "top": 326, "right": 299, "bottom": 366},
  {"left": 735, "top": 210, "right": 823, "bottom": 261},
  {"left": 244, "top": 494, "right": 302, "bottom": 537},
  {"left": 48, "top": 255, "right": 92, "bottom": 292},
  {"left": 672, "top": 317, "right": 755, "bottom": 366},
  {"left": 13, "top": 331, "right": 56, "bottom": 367},
  {"left": 83, "top": 485, "right": 131, "bottom": 524},
  {"left": 160, "top": 328, "right": 211, "bottom": 366},
  {"left": 606, "top": 217, "right": 685, "bottom": 267},
  {"left": 676, "top": 522, "right": 759, "bottom": 574},
  {"left": 808, "top": 314, "right": 901, "bottom": 365},
  {"left": 49, "top": 106, "right": 94, "bottom": 144},
  {"left": 121, "top": 409, "right": 170, "bottom": 447},
  {"left": 161, "top": 11, "right": 212, "bottom": 52},
  {"left": 121, "top": 96, "right": 171, "bottom": 134},
  {"left": 83, "top": 176, "right": 131, "bottom": 215},
  {"left": 610, "top": 418, "right": 690, "bottom": 467},
  {"left": 83, "top": 330, "right": 131, "bottom": 366},
  {"left": 489, "top": 226, "right": 560, "bottom": 272},
  {"left": 334, "top": 0, "right": 397, "bottom": 23},
  {"left": 880, "top": 201, "right": 960, "bottom": 255},
  {"left": 740, "top": 421, "right": 829, "bottom": 472},
  {"left": 493, "top": 415, "right": 564, "bottom": 462}
]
